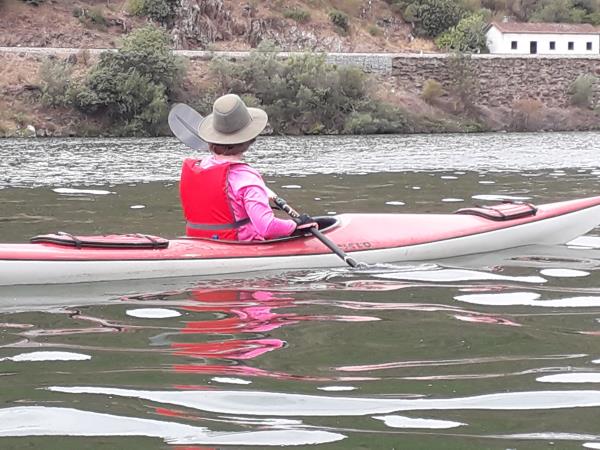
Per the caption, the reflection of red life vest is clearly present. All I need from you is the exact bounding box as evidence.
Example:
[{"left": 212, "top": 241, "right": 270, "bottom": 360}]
[{"left": 180, "top": 158, "right": 249, "bottom": 240}]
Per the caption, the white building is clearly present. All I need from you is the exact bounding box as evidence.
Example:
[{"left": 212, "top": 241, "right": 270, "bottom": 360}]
[{"left": 486, "top": 22, "right": 600, "bottom": 55}]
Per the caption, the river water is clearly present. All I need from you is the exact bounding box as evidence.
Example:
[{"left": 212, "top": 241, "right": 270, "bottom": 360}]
[{"left": 0, "top": 132, "right": 600, "bottom": 449}]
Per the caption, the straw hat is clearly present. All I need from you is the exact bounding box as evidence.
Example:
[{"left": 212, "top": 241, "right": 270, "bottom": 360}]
[{"left": 198, "top": 94, "right": 268, "bottom": 145}]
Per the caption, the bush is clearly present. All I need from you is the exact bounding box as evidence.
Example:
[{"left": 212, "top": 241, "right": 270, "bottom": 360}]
[
  {"left": 435, "top": 13, "right": 488, "bottom": 52},
  {"left": 126, "top": 0, "right": 145, "bottom": 15},
  {"left": 511, "top": 98, "right": 544, "bottom": 131},
  {"left": 404, "top": 0, "right": 466, "bottom": 37},
  {"left": 329, "top": 10, "right": 349, "bottom": 32},
  {"left": 72, "top": 6, "right": 107, "bottom": 28},
  {"left": 421, "top": 79, "right": 444, "bottom": 103},
  {"left": 208, "top": 42, "right": 409, "bottom": 135},
  {"left": 21, "top": 0, "right": 44, "bottom": 5},
  {"left": 141, "top": 0, "right": 178, "bottom": 23},
  {"left": 368, "top": 24, "right": 383, "bottom": 36},
  {"left": 73, "top": 26, "right": 183, "bottom": 135},
  {"left": 283, "top": 8, "right": 311, "bottom": 23},
  {"left": 530, "top": 0, "right": 579, "bottom": 22},
  {"left": 569, "top": 74, "right": 598, "bottom": 108},
  {"left": 447, "top": 52, "right": 479, "bottom": 114},
  {"left": 39, "top": 58, "right": 74, "bottom": 107}
]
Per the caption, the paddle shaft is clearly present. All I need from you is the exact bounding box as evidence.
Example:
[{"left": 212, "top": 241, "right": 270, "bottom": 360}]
[{"left": 272, "top": 196, "right": 359, "bottom": 268}]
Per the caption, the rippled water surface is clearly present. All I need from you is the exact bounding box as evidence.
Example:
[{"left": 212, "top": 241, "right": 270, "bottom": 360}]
[{"left": 1, "top": 133, "right": 600, "bottom": 449}]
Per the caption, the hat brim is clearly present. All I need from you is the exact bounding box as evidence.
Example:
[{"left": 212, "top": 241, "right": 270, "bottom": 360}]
[{"left": 197, "top": 108, "right": 268, "bottom": 145}]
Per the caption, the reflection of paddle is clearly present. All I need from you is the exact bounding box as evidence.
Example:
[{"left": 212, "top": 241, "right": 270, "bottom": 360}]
[{"left": 168, "top": 103, "right": 361, "bottom": 269}]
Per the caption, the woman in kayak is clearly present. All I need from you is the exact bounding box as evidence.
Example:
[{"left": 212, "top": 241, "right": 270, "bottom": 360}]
[{"left": 180, "top": 94, "right": 316, "bottom": 241}]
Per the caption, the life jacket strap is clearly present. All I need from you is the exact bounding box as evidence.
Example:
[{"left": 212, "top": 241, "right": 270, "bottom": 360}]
[{"left": 186, "top": 218, "right": 250, "bottom": 231}]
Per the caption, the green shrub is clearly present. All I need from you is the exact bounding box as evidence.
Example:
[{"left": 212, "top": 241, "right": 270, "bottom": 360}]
[
  {"left": 142, "top": 0, "right": 178, "bottom": 22},
  {"left": 21, "top": 0, "right": 44, "bottom": 5},
  {"left": 435, "top": 13, "right": 488, "bottom": 52},
  {"left": 586, "top": 11, "right": 600, "bottom": 24},
  {"left": 329, "top": 10, "right": 349, "bottom": 32},
  {"left": 421, "top": 79, "right": 444, "bottom": 103},
  {"left": 569, "top": 74, "right": 598, "bottom": 108},
  {"left": 73, "top": 26, "right": 183, "bottom": 135},
  {"left": 72, "top": 6, "right": 107, "bottom": 28},
  {"left": 88, "top": 6, "right": 107, "bottom": 26},
  {"left": 39, "top": 58, "right": 74, "bottom": 107},
  {"left": 368, "top": 24, "right": 383, "bottom": 36},
  {"left": 447, "top": 52, "right": 479, "bottom": 114},
  {"left": 208, "top": 42, "right": 409, "bottom": 135},
  {"left": 404, "top": 0, "right": 466, "bottom": 37},
  {"left": 126, "top": 0, "right": 145, "bottom": 15},
  {"left": 531, "top": 0, "right": 578, "bottom": 22},
  {"left": 283, "top": 8, "right": 311, "bottom": 23}
]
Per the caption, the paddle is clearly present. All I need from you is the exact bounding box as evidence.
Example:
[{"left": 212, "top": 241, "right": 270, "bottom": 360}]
[
  {"left": 167, "top": 103, "right": 361, "bottom": 269},
  {"left": 267, "top": 190, "right": 359, "bottom": 268},
  {"left": 168, "top": 104, "right": 208, "bottom": 152}
]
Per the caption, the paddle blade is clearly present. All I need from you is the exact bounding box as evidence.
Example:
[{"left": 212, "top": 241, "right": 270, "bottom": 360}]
[{"left": 168, "top": 103, "right": 209, "bottom": 151}]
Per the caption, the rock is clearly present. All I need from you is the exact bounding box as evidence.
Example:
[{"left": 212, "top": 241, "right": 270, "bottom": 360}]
[
  {"left": 171, "top": 0, "right": 234, "bottom": 49},
  {"left": 26, "top": 125, "right": 36, "bottom": 136}
]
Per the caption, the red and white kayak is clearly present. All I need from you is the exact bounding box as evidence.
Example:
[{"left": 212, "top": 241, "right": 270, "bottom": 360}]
[{"left": 1, "top": 196, "right": 599, "bottom": 285}]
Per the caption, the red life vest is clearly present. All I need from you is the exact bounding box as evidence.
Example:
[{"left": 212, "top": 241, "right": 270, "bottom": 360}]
[{"left": 179, "top": 158, "right": 250, "bottom": 240}]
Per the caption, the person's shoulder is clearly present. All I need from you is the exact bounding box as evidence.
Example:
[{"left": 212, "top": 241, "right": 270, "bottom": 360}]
[{"left": 230, "top": 163, "right": 263, "bottom": 179}]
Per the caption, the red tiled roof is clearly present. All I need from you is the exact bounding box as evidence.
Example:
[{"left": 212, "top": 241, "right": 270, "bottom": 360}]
[{"left": 490, "top": 21, "right": 600, "bottom": 34}]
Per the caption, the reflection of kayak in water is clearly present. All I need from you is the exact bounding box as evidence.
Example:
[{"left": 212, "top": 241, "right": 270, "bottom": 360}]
[{"left": 1, "top": 196, "right": 600, "bottom": 285}]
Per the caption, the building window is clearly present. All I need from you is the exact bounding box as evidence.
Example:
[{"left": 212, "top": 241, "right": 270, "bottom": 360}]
[
  {"left": 549, "top": 41, "right": 556, "bottom": 50},
  {"left": 587, "top": 41, "right": 593, "bottom": 50},
  {"left": 529, "top": 41, "right": 537, "bottom": 54},
  {"left": 568, "top": 41, "right": 574, "bottom": 50},
  {"left": 511, "top": 41, "right": 518, "bottom": 50}
]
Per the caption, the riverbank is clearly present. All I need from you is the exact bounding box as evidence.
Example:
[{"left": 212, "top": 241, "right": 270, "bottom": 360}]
[{"left": 1, "top": 46, "right": 599, "bottom": 137}]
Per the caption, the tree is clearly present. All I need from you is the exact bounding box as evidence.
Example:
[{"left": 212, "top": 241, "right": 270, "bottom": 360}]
[
  {"left": 436, "top": 13, "right": 489, "bottom": 52},
  {"left": 74, "top": 26, "right": 184, "bottom": 135},
  {"left": 405, "top": 0, "right": 467, "bottom": 38}
]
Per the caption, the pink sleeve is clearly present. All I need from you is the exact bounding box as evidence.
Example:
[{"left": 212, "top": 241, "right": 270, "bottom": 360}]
[{"left": 240, "top": 184, "right": 297, "bottom": 239}]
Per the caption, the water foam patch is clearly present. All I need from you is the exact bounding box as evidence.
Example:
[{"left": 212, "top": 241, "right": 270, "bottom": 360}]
[
  {"left": 0, "top": 406, "right": 344, "bottom": 445},
  {"left": 0, "top": 351, "right": 91, "bottom": 362},
  {"left": 540, "top": 269, "right": 590, "bottom": 278},
  {"left": 472, "top": 194, "right": 531, "bottom": 201},
  {"left": 385, "top": 201, "right": 405, "bottom": 206},
  {"left": 318, "top": 386, "right": 357, "bottom": 392},
  {"left": 567, "top": 236, "right": 600, "bottom": 249},
  {"left": 212, "top": 377, "right": 252, "bottom": 385},
  {"left": 126, "top": 308, "right": 181, "bottom": 319},
  {"left": 441, "top": 198, "right": 464, "bottom": 202},
  {"left": 53, "top": 188, "right": 114, "bottom": 195},
  {"left": 537, "top": 373, "right": 600, "bottom": 383},
  {"left": 47, "top": 386, "right": 600, "bottom": 416},
  {"left": 455, "top": 292, "right": 600, "bottom": 307},
  {"left": 374, "top": 415, "right": 465, "bottom": 429},
  {"left": 374, "top": 269, "right": 545, "bottom": 284}
]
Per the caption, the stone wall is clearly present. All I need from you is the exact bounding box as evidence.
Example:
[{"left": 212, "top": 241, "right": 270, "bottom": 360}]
[
  {"left": 392, "top": 54, "right": 600, "bottom": 108},
  {"left": 3, "top": 46, "right": 600, "bottom": 107}
]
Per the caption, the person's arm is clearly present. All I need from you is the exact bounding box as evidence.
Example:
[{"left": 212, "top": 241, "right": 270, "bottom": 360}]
[{"left": 240, "top": 184, "right": 297, "bottom": 239}]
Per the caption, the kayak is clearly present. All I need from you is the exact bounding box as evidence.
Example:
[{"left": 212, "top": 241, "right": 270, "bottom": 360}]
[{"left": 1, "top": 196, "right": 599, "bottom": 286}]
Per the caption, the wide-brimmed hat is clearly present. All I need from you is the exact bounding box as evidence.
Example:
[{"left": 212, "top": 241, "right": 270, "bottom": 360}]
[{"left": 198, "top": 94, "right": 268, "bottom": 145}]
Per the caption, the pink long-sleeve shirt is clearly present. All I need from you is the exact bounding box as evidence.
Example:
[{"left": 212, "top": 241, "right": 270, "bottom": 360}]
[{"left": 199, "top": 155, "right": 296, "bottom": 241}]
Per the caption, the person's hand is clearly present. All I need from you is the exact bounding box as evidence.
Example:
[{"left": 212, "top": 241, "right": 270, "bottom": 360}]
[{"left": 293, "top": 214, "right": 318, "bottom": 230}]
